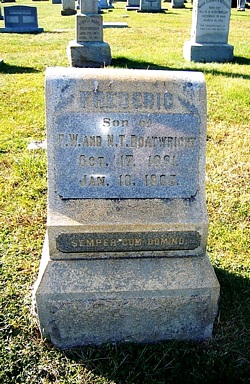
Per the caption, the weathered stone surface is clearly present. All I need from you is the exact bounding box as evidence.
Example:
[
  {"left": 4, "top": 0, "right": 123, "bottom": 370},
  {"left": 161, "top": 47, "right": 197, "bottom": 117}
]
[
  {"left": 76, "top": 14, "right": 103, "bottom": 42},
  {"left": 67, "top": 41, "right": 111, "bottom": 67},
  {"left": 183, "top": 0, "right": 233, "bottom": 62},
  {"left": 183, "top": 42, "right": 234, "bottom": 63},
  {"left": 45, "top": 67, "right": 208, "bottom": 260},
  {"left": 33, "top": 67, "right": 220, "bottom": 347},
  {"left": 34, "top": 236, "right": 220, "bottom": 348}
]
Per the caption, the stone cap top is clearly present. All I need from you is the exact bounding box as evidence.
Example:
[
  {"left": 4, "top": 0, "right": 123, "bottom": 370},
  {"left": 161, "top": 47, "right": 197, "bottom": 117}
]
[{"left": 46, "top": 67, "right": 205, "bottom": 85}]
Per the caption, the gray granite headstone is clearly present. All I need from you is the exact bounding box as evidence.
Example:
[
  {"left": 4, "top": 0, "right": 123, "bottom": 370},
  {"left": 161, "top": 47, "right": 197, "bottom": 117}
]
[
  {"left": 67, "top": 0, "right": 111, "bottom": 67},
  {"left": 33, "top": 67, "right": 220, "bottom": 348},
  {"left": 0, "top": 5, "right": 43, "bottom": 33},
  {"left": 138, "top": 0, "right": 162, "bottom": 12},
  {"left": 183, "top": 0, "right": 233, "bottom": 62}
]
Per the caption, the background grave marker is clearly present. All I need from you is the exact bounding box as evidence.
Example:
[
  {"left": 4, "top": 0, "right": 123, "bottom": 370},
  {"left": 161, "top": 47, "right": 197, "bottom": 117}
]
[{"left": 183, "top": 0, "right": 233, "bottom": 62}]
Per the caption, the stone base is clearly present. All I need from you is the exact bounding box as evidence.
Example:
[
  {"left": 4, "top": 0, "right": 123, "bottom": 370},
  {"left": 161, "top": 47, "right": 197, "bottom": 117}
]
[
  {"left": 61, "top": 9, "right": 77, "bottom": 15},
  {"left": 183, "top": 41, "right": 234, "bottom": 63},
  {"left": 126, "top": 6, "right": 139, "bottom": 10},
  {"left": 67, "top": 41, "right": 111, "bottom": 68},
  {"left": 33, "top": 236, "right": 220, "bottom": 349},
  {"left": 0, "top": 27, "right": 43, "bottom": 33}
]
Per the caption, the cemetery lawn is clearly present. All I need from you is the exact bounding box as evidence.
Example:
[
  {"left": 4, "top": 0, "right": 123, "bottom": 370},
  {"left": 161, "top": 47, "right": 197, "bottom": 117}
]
[{"left": 0, "top": 1, "right": 249, "bottom": 382}]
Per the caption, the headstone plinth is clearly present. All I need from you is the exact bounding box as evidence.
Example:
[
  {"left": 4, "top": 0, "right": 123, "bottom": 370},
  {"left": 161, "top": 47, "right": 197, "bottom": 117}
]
[
  {"left": 183, "top": 0, "right": 233, "bottom": 62},
  {"left": 33, "top": 67, "right": 220, "bottom": 348},
  {"left": 67, "top": 41, "right": 111, "bottom": 68},
  {"left": 67, "top": 0, "right": 111, "bottom": 67},
  {"left": 184, "top": 42, "right": 233, "bottom": 63}
]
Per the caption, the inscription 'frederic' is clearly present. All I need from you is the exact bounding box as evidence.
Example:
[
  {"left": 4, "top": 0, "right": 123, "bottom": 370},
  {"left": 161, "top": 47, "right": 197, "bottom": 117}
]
[{"left": 80, "top": 91, "right": 174, "bottom": 111}]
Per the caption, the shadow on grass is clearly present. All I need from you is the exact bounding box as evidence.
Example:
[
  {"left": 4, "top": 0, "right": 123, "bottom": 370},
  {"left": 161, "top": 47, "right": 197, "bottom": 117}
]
[
  {"left": 112, "top": 56, "right": 250, "bottom": 80},
  {"left": 0, "top": 62, "right": 40, "bottom": 74},
  {"left": 61, "top": 267, "right": 250, "bottom": 384},
  {"left": 232, "top": 55, "right": 250, "bottom": 66}
]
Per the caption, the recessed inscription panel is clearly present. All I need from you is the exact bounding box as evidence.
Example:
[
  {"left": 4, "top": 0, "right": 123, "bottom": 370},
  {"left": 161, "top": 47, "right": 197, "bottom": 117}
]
[
  {"left": 76, "top": 15, "right": 103, "bottom": 43},
  {"left": 56, "top": 231, "right": 201, "bottom": 253},
  {"left": 54, "top": 113, "right": 200, "bottom": 199}
]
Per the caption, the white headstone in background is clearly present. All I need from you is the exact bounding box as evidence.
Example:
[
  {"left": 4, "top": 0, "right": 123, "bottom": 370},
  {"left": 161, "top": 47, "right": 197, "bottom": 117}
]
[{"left": 183, "top": 0, "right": 233, "bottom": 62}]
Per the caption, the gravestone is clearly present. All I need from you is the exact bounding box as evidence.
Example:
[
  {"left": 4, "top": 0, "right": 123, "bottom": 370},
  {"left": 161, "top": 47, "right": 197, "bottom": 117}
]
[
  {"left": 52, "top": 0, "right": 61, "bottom": 4},
  {"left": 183, "top": 0, "right": 233, "bottom": 62},
  {"left": 126, "top": 0, "right": 140, "bottom": 10},
  {"left": 138, "top": 0, "right": 162, "bottom": 12},
  {"left": 0, "top": 7, "right": 3, "bottom": 19},
  {"left": 67, "top": 0, "right": 111, "bottom": 67},
  {"left": 61, "top": 0, "right": 76, "bottom": 15},
  {"left": 33, "top": 67, "right": 220, "bottom": 349},
  {"left": 0, "top": 5, "right": 43, "bottom": 33},
  {"left": 171, "top": 0, "right": 184, "bottom": 8}
]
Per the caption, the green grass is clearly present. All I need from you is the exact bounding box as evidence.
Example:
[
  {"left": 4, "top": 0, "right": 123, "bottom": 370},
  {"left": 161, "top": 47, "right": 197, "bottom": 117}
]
[{"left": 0, "top": 1, "right": 250, "bottom": 383}]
